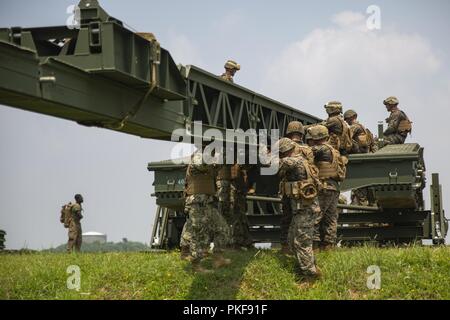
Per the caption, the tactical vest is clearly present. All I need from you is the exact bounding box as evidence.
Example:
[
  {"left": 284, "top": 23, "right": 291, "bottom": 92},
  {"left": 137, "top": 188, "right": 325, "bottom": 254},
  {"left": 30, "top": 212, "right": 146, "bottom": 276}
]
[
  {"left": 336, "top": 116, "right": 353, "bottom": 152},
  {"left": 316, "top": 144, "right": 347, "bottom": 182},
  {"left": 280, "top": 158, "right": 318, "bottom": 202},
  {"left": 185, "top": 173, "right": 216, "bottom": 195},
  {"left": 352, "top": 123, "right": 369, "bottom": 148},
  {"left": 398, "top": 111, "right": 412, "bottom": 134}
]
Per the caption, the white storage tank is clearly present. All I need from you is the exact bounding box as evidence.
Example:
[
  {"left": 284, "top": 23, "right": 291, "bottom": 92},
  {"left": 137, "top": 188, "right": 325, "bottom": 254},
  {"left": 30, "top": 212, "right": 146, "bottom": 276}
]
[{"left": 82, "top": 231, "right": 107, "bottom": 244}]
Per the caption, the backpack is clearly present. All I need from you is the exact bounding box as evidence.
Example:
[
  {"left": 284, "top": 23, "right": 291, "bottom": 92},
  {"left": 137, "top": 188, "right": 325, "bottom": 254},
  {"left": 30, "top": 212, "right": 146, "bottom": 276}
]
[
  {"left": 60, "top": 203, "right": 73, "bottom": 228},
  {"left": 364, "top": 128, "right": 377, "bottom": 152},
  {"left": 337, "top": 117, "right": 353, "bottom": 153},
  {"left": 398, "top": 111, "right": 413, "bottom": 135}
]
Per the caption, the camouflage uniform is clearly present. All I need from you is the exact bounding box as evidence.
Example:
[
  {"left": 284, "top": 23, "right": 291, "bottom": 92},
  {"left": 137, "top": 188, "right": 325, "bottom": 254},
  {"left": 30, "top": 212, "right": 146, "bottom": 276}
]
[
  {"left": 180, "top": 151, "right": 231, "bottom": 261},
  {"left": 278, "top": 152, "right": 318, "bottom": 276},
  {"left": 216, "top": 166, "right": 232, "bottom": 223},
  {"left": 312, "top": 143, "right": 341, "bottom": 247},
  {"left": 230, "top": 164, "right": 252, "bottom": 247},
  {"left": 221, "top": 73, "right": 234, "bottom": 83},
  {"left": 280, "top": 140, "right": 319, "bottom": 248},
  {"left": 67, "top": 203, "right": 83, "bottom": 253},
  {"left": 384, "top": 109, "right": 411, "bottom": 145},
  {"left": 220, "top": 60, "right": 240, "bottom": 83},
  {"left": 324, "top": 101, "right": 353, "bottom": 157},
  {"left": 349, "top": 121, "right": 370, "bottom": 154}
]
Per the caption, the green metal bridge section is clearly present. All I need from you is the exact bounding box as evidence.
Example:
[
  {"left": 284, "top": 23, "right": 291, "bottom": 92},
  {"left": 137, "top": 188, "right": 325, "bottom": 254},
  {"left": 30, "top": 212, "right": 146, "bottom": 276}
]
[{"left": 0, "top": 0, "right": 320, "bottom": 143}]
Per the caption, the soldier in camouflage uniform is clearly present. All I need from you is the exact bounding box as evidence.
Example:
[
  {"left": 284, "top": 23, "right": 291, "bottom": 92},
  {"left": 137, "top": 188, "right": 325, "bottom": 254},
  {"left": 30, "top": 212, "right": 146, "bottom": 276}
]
[
  {"left": 343, "top": 109, "right": 375, "bottom": 206},
  {"left": 275, "top": 138, "right": 320, "bottom": 279},
  {"left": 180, "top": 148, "right": 232, "bottom": 272},
  {"left": 67, "top": 194, "right": 83, "bottom": 253},
  {"left": 324, "top": 101, "right": 352, "bottom": 156},
  {"left": 344, "top": 109, "right": 371, "bottom": 154},
  {"left": 383, "top": 96, "right": 412, "bottom": 145},
  {"left": 216, "top": 165, "right": 232, "bottom": 226},
  {"left": 309, "top": 125, "right": 345, "bottom": 250},
  {"left": 220, "top": 60, "right": 240, "bottom": 83},
  {"left": 230, "top": 163, "right": 253, "bottom": 249},
  {"left": 280, "top": 121, "right": 319, "bottom": 254}
]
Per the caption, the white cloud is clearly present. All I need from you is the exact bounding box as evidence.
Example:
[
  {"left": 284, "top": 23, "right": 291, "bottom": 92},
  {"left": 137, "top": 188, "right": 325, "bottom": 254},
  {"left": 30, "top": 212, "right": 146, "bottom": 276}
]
[
  {"left": 332, "top": 11, "right": 366, "bottom": 28},
  {"left": 261, "top": 11, "right": 441, "bottom": 116}
]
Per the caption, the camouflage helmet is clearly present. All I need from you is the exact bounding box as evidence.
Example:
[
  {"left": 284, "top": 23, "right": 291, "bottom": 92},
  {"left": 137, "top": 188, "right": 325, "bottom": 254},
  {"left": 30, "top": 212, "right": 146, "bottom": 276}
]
[
  {"left": 224, "top": 60, "right": 241, "bottom": 71},
  {"left": 274, "top": 138, "right": 295, "bottom": 154},
  {"left": 343, "top": 109, "right": 357, "bottom": 119},
  {"left": 305, "top": 129, "right": 313, "bottom": 141},
  {"left": 324, "top": 101, "right": 343, "bottom": 113},
  {"left": 309, "top": 125, "right": 329, "bottom": 141},
  {"left": 383, "top": 96, "right": 399, "bottom": 106},
  {"left": 286, "top": 121, "right": 305, "bottom": 135}
]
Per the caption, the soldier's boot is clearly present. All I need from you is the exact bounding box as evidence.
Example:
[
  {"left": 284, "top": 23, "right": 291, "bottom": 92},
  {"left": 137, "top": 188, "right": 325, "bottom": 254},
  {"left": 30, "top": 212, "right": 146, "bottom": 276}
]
[
  {"left": 212, "top": 253, "right": 232, "bottom": 269},
  {"left": 280, "top": 243, "right": 293, "bottom": 255}
]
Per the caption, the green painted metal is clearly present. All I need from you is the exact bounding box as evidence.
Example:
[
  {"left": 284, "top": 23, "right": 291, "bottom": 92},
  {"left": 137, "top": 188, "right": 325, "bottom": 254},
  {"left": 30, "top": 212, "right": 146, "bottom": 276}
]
[
  {"left": 342, "top": 143, "right": 426, "bottom": 210},
  {"left": 430, "top": 173, "right": 448, "bottom": 244},
  {"left": 0, "top": 0, "right": 321, "bottom": 143},
  {"left": 147, "top": 142, "right": 447, "bottom": 247}
]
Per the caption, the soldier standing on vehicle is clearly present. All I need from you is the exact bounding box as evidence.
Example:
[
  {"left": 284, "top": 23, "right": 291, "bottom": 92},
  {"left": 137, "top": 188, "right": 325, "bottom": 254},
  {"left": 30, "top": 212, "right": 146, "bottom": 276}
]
[
  {"left": 180, "top": 147, "right": 232, "bottom": 272},
  {"left": 275, "top": 138, "right": 320, "bottom": 280},
  {"left": 280, "top": 121, "right": 319, "bottom": 255},
  {"left": 221, "top": 60, "right": 240, "bottom": 83},
  {"left": 343, "top": 109, "right": 377, "bottom": 206},
  {"left": 309, "top": 125, "right": 347, "bottom": 250},
  {"left": 343, "top": 109, "right": 376, "bottom": 154},
  {"left": 324, "top": 101, "right": 352, "bottom": 156},
  {"left": 383, "top": 96, "right": 412, "bottom": 145},
  {"left": 66, "top": 194, "right": 84, "bottom": 253}
]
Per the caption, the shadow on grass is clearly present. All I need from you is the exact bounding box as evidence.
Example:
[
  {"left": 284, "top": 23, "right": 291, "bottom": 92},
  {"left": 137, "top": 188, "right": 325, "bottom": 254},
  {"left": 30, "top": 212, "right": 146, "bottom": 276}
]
[{"left": 185, "top": 249, "right": 255, "bottom": 300}]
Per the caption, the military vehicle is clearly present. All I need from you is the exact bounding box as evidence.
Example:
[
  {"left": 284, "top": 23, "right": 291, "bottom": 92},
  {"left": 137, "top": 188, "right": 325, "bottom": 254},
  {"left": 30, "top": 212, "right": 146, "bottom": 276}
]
[{"left": 0, "top": 0, "right": 447, "bottom": 248}]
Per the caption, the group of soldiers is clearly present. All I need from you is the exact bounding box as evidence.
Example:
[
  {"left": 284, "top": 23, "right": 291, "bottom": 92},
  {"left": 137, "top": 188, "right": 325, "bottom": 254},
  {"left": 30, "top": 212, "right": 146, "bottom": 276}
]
[{"left": 179, "top": 60, "right": 413, "bottom": 279}]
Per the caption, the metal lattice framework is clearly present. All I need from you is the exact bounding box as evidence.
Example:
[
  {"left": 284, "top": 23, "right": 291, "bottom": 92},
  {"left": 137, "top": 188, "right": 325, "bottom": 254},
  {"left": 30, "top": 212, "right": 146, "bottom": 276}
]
[{"left": 184, "top": 65, "right": 321, "bottom": 136}]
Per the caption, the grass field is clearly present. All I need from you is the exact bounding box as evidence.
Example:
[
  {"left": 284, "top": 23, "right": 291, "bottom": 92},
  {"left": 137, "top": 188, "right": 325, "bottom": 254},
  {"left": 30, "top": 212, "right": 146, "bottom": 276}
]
[{"left": 1, "top": 245, "right": 449, "bottom": 300}]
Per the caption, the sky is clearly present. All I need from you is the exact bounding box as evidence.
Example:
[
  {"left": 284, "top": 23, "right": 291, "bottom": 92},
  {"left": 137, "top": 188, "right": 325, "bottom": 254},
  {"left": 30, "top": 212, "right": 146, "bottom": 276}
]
[{"left": 0, "top": 0, "right": 449, "bottom": 249}]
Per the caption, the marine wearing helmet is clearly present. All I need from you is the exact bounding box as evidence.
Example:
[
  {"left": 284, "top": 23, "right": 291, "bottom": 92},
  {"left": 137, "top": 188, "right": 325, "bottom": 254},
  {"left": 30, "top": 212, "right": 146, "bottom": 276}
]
[{"left": 221, "top": 60, "right": 240, "bottom": 83}]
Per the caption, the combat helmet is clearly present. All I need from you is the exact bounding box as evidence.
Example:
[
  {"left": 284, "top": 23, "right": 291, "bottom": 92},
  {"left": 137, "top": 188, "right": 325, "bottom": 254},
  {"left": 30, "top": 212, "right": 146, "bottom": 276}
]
[
  {"left": 286, "top": 121, "right": 305, "bottom": 135},
  {"left": 383, "top": 96, "right": 399, "bottom": 106},
  {"left": 324, "top": 101, "right": 343, "bottom": 114},
  {"left": 309, "top": 125, "right": 329, "bottom": 141},
  {"left": 274, "top": 138, "right": 295, "bottom": 154},
  {"left": 343, "top": 109, "right": 357, "bottom": 119},
  {"left": 224, "top": 60, "right": 241, "bottom": 71}
]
